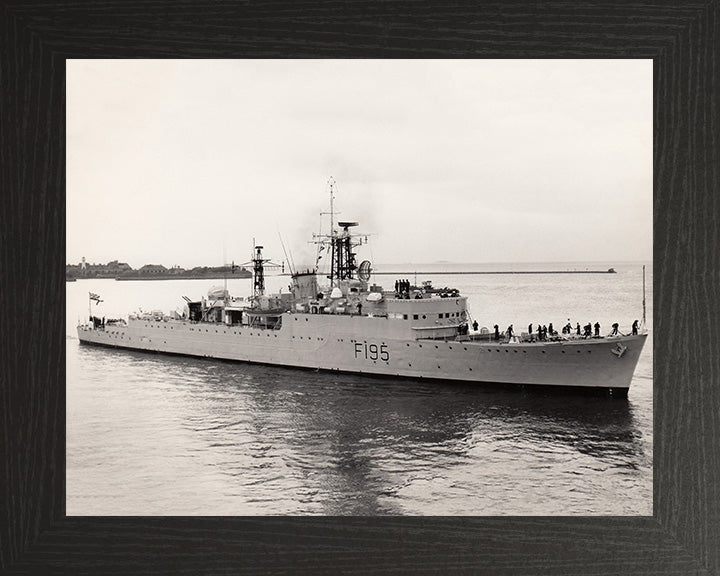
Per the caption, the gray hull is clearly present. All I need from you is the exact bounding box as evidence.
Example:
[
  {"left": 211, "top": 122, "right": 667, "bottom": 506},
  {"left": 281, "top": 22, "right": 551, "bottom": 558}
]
[{"left": 77, "top": 313, "right": 647, "bottom": 391}]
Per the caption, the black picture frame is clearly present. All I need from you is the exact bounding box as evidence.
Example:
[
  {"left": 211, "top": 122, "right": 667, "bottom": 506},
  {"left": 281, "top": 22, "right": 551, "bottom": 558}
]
[{"left": 1, "top": 1, "right": 717, "bottom": 574}]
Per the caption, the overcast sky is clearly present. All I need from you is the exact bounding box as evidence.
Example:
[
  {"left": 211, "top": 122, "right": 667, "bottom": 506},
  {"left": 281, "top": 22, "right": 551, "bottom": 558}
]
[{"left": 67, "top": 59, "right": 652, "bottom": 270}]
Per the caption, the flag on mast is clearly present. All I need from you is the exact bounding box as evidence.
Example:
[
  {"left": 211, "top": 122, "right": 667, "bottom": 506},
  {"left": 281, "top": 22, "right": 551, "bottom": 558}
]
[{"left": 89, "top": 292, "right": 103, "bottom": 304}]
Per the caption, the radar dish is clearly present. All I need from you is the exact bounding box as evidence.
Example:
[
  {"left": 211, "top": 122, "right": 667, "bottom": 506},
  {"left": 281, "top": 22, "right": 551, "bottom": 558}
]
[
  {"left": 337, "top": 221, "right": 358, "bottom": 228},
  {"left": 358, "top": 260, "right": 372, "bottom": 281}
]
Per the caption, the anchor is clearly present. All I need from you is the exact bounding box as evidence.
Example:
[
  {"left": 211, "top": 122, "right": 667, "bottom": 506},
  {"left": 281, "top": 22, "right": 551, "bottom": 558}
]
[{"left": 611, "top": 343, "right": 627, "bottom": 358}]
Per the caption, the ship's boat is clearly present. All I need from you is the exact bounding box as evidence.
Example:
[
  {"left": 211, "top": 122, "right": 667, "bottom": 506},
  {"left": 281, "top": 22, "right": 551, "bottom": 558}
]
[{"left": 77, "top": 182, "right": 648, "bottom": 396}]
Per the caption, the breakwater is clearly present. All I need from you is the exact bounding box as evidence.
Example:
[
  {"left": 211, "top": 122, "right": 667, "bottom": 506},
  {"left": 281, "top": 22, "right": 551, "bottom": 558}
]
[{"left": 372, "top": 269, "right": 616, "bottom": 275}]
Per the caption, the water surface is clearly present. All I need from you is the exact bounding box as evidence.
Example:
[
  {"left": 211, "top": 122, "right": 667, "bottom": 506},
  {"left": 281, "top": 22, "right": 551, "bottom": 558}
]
[{"left": 66, "top": 262, "right": 652, "bottom": 515}]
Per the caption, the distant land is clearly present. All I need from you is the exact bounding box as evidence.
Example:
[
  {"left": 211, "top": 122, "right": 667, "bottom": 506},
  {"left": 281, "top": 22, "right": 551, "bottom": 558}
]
[{"left": 66, "top": 260, "right": 251, "bottom": 281}]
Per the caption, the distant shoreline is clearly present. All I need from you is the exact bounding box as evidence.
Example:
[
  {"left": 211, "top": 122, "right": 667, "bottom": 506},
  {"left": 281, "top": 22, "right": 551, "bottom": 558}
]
[
  {"left": 114, "top": 275, "right": 250, "bottom": 281},
  {"left": 67, "top": 274, "right": 251, "bottom": 282},
  {"left": 66, "top": 269, "right": 617, "bottom": 281}
]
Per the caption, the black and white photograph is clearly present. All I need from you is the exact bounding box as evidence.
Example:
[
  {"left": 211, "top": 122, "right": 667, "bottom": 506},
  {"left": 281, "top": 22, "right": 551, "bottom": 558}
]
[{"left": 66, "top": 59, "right": 652, "bottom": 516}]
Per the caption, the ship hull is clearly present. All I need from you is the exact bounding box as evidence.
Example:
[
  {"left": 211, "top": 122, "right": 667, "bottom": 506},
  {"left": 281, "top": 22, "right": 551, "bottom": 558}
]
[{"left": 77, "top": 314, "right": 647, "bottom": 393}]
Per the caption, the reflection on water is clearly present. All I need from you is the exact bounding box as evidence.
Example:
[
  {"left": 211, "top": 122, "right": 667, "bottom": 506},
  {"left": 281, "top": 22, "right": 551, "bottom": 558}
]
[{"left": 68, "top": 343, "right": 651, "bottom": 516}]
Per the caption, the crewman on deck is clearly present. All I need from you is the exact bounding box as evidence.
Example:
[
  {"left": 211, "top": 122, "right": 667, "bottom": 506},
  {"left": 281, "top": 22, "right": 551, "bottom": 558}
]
[
  {"left": 494, "top": 324, "right": 500, "bottom": 341},
  {"left": 472, "top": 320, "right": 479, "bottom": 332},
  {"left": 507, "top": 324, "right": 514, "bottom": 339},
  {"left": 632, "top": 320, "right": 639, "bottom": 335},
  {"left": 594, "top": 322, "right": 601, "bottom": 337},
  {"left": 610, "top": 322, "right": 619, "bottom": 336}
]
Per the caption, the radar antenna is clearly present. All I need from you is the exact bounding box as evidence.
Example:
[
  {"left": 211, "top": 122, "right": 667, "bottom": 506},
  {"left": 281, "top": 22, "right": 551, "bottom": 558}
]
[{"left": 358, "top": 260, "right": 372, "bottom": 281}]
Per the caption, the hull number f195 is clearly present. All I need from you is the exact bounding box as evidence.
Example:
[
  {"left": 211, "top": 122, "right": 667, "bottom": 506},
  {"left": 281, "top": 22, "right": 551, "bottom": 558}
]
[{"left": 354, "top": 342, "right": 389, "bottom": 362}]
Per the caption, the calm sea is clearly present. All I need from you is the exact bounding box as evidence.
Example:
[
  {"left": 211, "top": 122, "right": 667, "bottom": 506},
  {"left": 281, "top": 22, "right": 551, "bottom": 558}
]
[{"left": 66, "top": 262, "right": 653, "bottom": 515}]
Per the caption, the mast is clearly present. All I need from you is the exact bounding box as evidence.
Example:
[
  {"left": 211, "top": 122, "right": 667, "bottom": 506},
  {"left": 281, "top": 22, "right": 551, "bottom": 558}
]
[
  {"left": 312, "top": 178, "right": 367, "bottom": 288},
  {"left": 239, "top": 242, "right": 282, "bottom": 300},
  {"left": 334, "top": 221, "right": 359, "bottom": 281},
  {"left": 327, "top": 178, "right": 336, "bottom": 284},
  {"left": 253, "top": 245, "right": 266, "bottom": 297}
]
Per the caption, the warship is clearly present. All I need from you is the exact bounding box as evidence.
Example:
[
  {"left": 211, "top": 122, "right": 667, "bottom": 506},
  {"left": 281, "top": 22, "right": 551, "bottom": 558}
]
[{"left": 77, "top": 182, "right": 648, "bottom": 396}]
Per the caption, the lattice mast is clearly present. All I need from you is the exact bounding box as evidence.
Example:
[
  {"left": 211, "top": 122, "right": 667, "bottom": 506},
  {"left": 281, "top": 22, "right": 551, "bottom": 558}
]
[
  {"left": 239, "top": 242, "right": 283, "bottom": 298},
  {"left": 312, "top": 178, "right": 368, "bottom": 287}
]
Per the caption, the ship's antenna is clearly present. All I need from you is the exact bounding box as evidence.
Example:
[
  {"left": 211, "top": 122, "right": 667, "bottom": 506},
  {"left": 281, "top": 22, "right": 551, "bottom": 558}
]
[
  {"left": 329, "top": 176, "right": 335, "bottom": 237},
  {"left": 315, "top": 214, "right": 323, "bottom": 270},
  {"left": 642, "top": 264, "right": 646, "bottom": 327},
  {"left": 223, "top": 241, "right": 227, "bottom": 297},
  {"left": 320, "top": 177, "right": 339, "bottom": 286},
  {"left": 328, "top": 177, "right": 336, "bottom": 285},
  {"left": 278, "top": 231, "right": 296, "bottom": 276}
]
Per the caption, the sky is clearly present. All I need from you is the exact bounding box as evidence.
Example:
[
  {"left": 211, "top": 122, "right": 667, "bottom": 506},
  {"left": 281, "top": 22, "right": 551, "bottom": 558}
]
[{"left": 67, "top": 59, "right": 652, "bottom": 270}]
